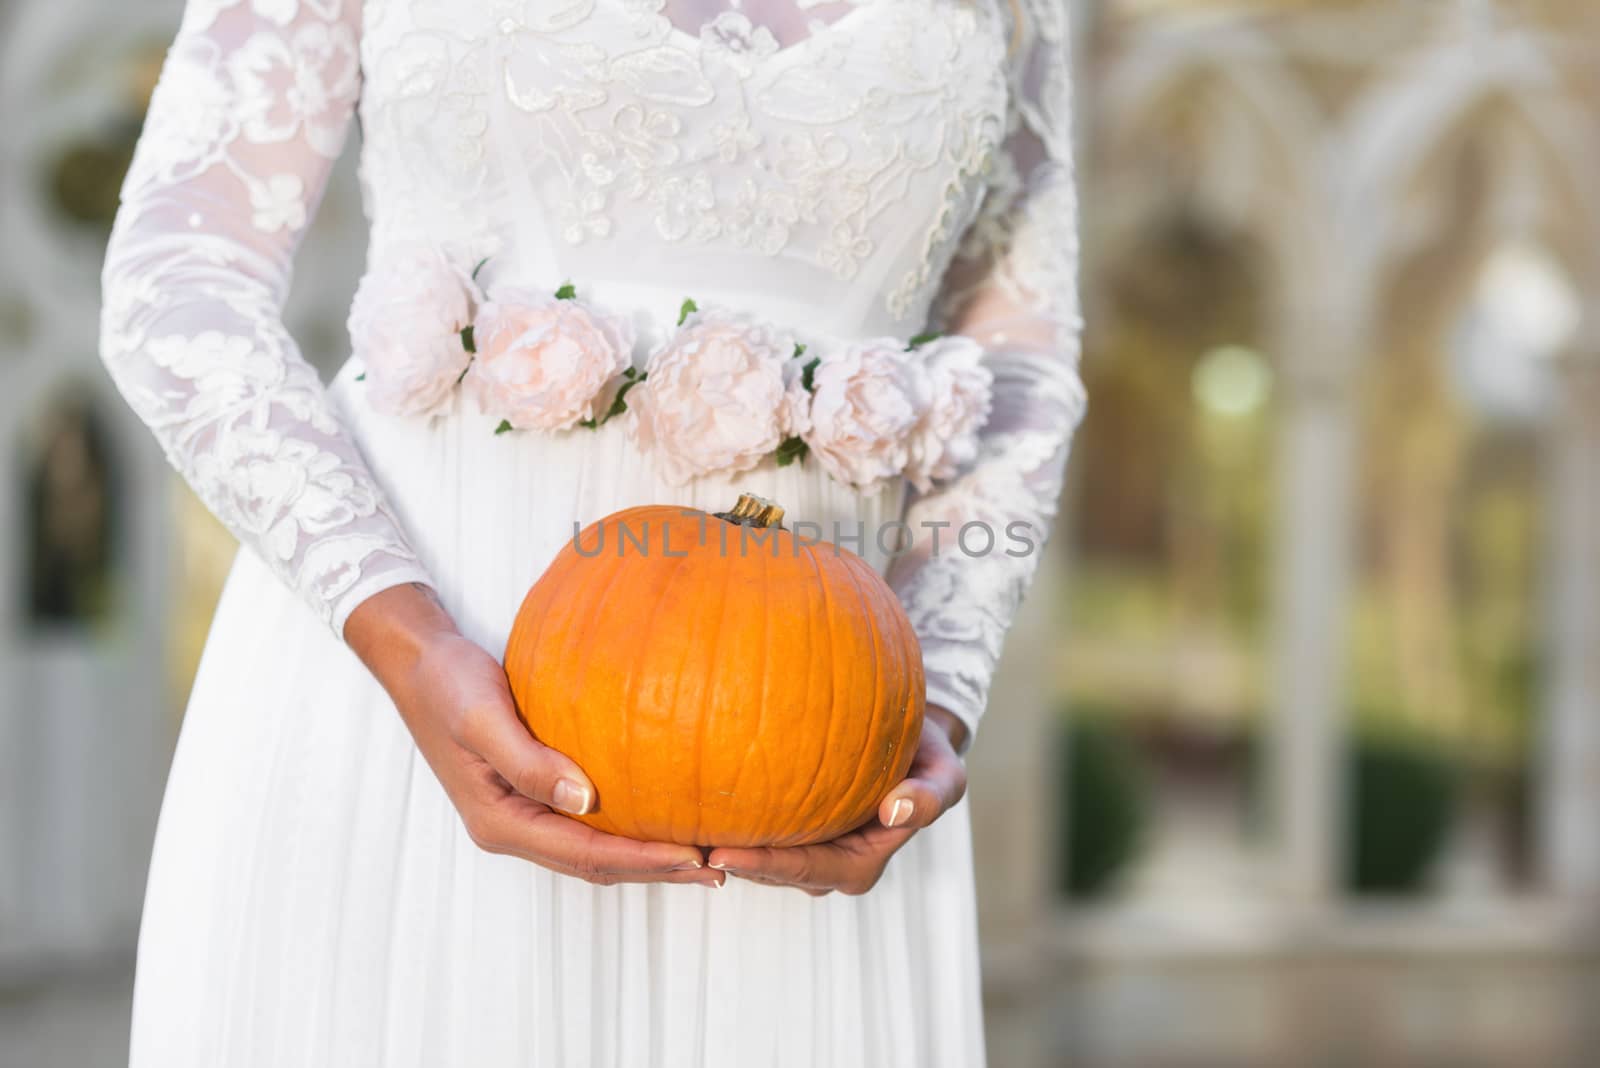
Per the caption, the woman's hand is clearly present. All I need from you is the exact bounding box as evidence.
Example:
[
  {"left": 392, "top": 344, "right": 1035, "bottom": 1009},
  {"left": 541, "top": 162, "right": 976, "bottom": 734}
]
[
  {"left": 346, "top": 583, "right": 721, "bottom": 888},
  {"left": 705, "top": 705, "right": 968, "bottom": 896}
]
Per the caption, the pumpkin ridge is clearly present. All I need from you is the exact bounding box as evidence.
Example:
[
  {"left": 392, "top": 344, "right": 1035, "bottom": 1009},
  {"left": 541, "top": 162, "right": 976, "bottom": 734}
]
[
  {"left": 882, "top": 556, "right": 924, "bottom": 787},
  {"left": 794, "top": 543, "right": 826, "bottom": 839},
  {"left": 566, "top": 525, "right": 648, "bottom": 835},
  {"left": 757, "top": 544, "right": 781, "bottom": 843},
  {"left": 809, "top": 547, "right": 891, "bottom": 838},
  {"left": 766, "top": 536, "right": 826, "bottom": 842},
  {"left": 504, "top": 563, "right": 549, "bottom": 702},
  {"left": 508, "top": 530, "right": 606, "bottom": 777},
  {"left": 854, "top": 553, "right": 899, "bottom": 827},
  {"left": 859, "top": 554, "right": 916, "bottom": 815},
  {"left": 856, "top": 551, "right": 921, "bottom": 796},
  {"left": 652, "top": 513, "right": 716, "bottom": 843},
  {"left": 721, "top": 528, "right": 774, "bottom": 842},
  {"left": 621, "top": 526, "right": 698, "bottom": 842},
  {"left": 806, "top": 543, "right": 870, "bottom": 844},
  {"left": 691, "top": 534, "right": 744, "bottom": 845},
  {"left": 875, "top": 551, "right": 925, "bottom": 771},
  {"left": 778, "top": 536, "right": 848, "bottom": 841},
  {"left": 620, "top": 511, "right": 702, "bottom": 836},
  {"left": 646, "top": 523, "right": 722, "bottom": 843},
  {"left": 748, "top": 531, "right": 809, "bottom": 842}
]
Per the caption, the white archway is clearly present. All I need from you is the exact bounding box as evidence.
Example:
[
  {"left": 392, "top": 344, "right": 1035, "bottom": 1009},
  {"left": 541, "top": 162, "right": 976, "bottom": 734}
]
[
  {"left": 1339, "top": 26, "right": 1600, "bottom": 904},
  {"left": 1095, "top": 19, "right": 1360, "bottom": 906}
]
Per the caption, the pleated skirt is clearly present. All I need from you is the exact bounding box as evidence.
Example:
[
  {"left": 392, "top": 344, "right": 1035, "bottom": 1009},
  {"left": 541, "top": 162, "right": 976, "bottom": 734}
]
[{"left": 127, "top": 359, "right": 987, "bottom": 1067}]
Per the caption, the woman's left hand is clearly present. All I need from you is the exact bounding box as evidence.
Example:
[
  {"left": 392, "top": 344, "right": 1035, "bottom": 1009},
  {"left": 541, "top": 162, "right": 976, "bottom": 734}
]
[{"left": 705, "top": 705, "right": 968, "bottom": 896}]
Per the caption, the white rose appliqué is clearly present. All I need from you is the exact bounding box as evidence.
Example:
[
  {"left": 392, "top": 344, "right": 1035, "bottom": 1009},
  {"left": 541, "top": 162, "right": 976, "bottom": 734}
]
[
  {"left": 626, "top": 304, "right": 807, "bottom": 486},
  {"left": 903, "top": 335, "right": 993, "bottom": 492},
  {"left": 348, "top": 243, "right": 475, "bottom": 419},
  {"left": 803, "top": 337, "right": 930, "bottom": 489},
  {"left": 465, "top": 287, "right": 637, "bottom": 432},
  {"left": 350, "top": 257, "right": 994, "bottom": 493}
]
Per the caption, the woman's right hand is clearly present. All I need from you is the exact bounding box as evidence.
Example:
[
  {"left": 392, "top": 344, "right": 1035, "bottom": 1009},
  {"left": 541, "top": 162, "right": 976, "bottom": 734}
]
[{"left": 345, "top": 583, "right": 721, "bottom": 888}]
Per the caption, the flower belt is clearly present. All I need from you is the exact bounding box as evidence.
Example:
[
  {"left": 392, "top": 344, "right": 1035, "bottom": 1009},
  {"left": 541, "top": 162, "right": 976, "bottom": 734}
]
[{"left": 348, "top": 243, "right": 992, "bottom": 491}]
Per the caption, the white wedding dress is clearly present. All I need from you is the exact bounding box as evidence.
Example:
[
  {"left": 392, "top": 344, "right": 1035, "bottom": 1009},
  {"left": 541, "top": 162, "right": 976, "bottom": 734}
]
[{"left": 99, "top": 0, "right": 1085, "bottom": 1064}]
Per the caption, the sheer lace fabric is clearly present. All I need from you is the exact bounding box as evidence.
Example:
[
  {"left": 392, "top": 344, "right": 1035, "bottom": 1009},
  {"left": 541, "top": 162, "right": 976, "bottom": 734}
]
[
  {"left": 100, "top": 0, "right": 429, "bottom": 631},
  {"left": 100, "top": 0, "right": 1085, "bottom": 741},
  {"left": 887, "top": 0, "right": 1088, "bottom": 741}
]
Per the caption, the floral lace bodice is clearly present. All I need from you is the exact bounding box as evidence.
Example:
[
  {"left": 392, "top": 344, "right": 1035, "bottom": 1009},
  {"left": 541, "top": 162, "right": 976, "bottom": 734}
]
[{"left": 99, "top": 0, "right": 1086, "bottom": 742}]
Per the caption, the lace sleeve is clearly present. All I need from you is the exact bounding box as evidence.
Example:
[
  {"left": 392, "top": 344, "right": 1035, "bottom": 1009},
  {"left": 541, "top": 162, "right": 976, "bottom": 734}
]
[
  {"left": 887, "top": 0, "right": 1087, "bottom": 748},
  {"left": 99, "top": 0, "right": 432, "bottom": 635}
]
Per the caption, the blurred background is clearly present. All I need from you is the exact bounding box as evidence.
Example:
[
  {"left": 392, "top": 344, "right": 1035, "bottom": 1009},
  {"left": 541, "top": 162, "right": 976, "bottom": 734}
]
[{"left": 3, "top": 0, "right": 1600, "bottom": 1064}]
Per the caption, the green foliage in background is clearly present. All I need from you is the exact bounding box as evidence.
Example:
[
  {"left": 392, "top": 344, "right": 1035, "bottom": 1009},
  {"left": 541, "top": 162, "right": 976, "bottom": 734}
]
[
  {"left": 1056, "top": 703, "right": 1460, "bottom": 900},
  {"left": 1344, "top": 729, "right": 1461, "bottom": 894},
  {"left": 1057, "top": 710, "right": 1149, "bottom": 900},
  {"left": 1239, "top": 719, "right": 1462, "bottom": 896}
]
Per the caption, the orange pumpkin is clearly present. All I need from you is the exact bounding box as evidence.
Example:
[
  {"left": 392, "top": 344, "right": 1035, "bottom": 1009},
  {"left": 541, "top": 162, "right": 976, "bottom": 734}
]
[{"left": 504, "top": 493, "right": 925, "bottom": 847}]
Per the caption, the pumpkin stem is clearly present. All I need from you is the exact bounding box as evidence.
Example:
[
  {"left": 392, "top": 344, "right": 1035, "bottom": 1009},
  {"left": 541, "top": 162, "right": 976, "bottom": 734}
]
[{"left": 714, "top": 492, "right": 785, "bottom": 529}]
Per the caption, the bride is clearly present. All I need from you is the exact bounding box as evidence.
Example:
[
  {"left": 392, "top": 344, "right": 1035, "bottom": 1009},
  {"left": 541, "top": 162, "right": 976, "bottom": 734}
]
[{"left": 99, "top": 0, "right": 1085, "bottom": 1063}]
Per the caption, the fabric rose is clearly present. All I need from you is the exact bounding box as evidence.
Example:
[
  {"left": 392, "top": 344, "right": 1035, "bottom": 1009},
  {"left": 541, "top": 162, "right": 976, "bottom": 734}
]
[
  {"left": 464, "top": 288, "right": 637, "bottom": 432},
  {"left": 348, "top": 243, "right": 474, "bottom": 418},
  {"left": 903, "top": 336, "right": 993, "bottom": 491},
  {"left": 803, "top": 338, "right": 930, "bottom": 489},
  {"left": 627, "top": 306, "right": 805, "bottom": 485}
]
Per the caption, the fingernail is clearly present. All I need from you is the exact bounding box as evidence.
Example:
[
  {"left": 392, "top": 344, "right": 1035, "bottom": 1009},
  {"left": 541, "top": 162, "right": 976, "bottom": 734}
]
[
  {"left": 552, "top": 778, "right": 591, "bottom": 815},
  {"left": 887, "top": 797, "right": 914, "bottom": 828},
  {"left": 672, "top": 860, "right": 703, "bottom": 871},
  {"left": 699, "top": 878, "right": 722, "bottom": 890},
  {"left": 708, "top": 861, "right": 733, "bottom": 871}
]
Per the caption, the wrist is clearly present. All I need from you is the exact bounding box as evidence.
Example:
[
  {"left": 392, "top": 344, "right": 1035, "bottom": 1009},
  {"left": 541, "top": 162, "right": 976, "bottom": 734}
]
[{"left": 344, "top": 582, "right": 460, "bottom": 696}]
